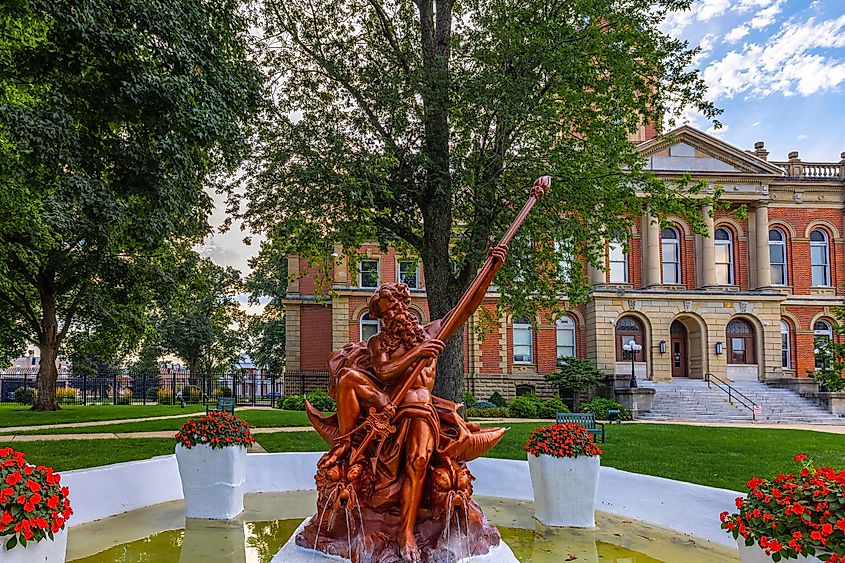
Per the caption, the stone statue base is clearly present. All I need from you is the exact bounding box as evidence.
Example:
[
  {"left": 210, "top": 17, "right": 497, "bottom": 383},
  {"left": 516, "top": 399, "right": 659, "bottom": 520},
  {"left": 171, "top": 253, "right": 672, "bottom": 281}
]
[{"left": 274, "top": 518, "right": 519, "bottom": 563}]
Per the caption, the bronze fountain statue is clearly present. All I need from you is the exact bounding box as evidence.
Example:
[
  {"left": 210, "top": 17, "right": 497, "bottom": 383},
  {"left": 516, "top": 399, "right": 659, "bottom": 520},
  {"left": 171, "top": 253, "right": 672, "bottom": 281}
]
[{"left": 297, "top": 177, "right": 551, "bottom": 562}]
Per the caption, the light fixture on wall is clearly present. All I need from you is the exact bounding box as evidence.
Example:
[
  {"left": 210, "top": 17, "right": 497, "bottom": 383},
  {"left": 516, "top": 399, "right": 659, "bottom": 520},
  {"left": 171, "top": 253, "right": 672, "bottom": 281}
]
[
  {"left": 715, "top": 341, "right": 724, "bottom": 355},
  {"left": 659, "top": 340, "right": 667, "bottom": 354}
]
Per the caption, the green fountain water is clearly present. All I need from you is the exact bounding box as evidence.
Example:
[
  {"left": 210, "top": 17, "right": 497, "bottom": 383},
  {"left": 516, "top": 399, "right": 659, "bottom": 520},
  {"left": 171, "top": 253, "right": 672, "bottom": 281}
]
[{"left": 66, "top": 491, "right": 738, "bottom": 562}]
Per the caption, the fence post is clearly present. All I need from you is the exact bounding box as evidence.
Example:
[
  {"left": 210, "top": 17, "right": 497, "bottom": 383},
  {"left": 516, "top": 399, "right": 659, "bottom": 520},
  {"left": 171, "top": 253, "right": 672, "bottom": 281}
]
[
  {"left": 171, "top": 373, "right": 176, "bottom": 406},
  {"left": 82, "top": 374, "right": 87, "bottom": 405},
  {"left": 113, "top": 372, "right": 118, "bottom": 405},
  {"left": 142, "top": 374, "right": 147, "bottom": 405}
]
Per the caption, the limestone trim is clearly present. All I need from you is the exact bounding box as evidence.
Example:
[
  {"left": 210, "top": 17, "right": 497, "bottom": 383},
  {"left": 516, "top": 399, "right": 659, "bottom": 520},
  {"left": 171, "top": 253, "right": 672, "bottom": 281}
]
[
  {"left": 285, "top": 304, "right": 302, "bottom": 372},
  {"left": 409, "top": 304, "right": 429, "bottom": 323},
  {"left": 725, "top": 313, "right": 768, "bottom": 380},
  {"left": 664, "top": 216, "right": 693, "bottom": 237},
  {"left": 669, "top": 312, "right": 710, "bottom": 379},
  {"left": 331, "top": 296, "right": 350, "bottom": 351},
  {"left": 767, "top": 221, "right": 797, "bottom": 240},
  {"left": 803, "top": 220, "right": 840, "bottom": 240},
  {"left": 350, "top": 302, "right": 370, "bottom": 321},
  {"left": 714, "top": 217, "right": 746, "bottom": 239},
  {"left": 780, "top": 311, "right": 801, "bottom": 331},
  {"left": 809, "top": 312, "right": 837, "bottom": 330}
]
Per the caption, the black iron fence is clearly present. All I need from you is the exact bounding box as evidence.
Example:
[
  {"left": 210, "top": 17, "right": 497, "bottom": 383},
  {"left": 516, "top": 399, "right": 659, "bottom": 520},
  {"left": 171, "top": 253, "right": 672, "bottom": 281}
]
[
  {"left": 0, "top": 370, "right": 284, "bottom": 407},
  {"left": 282, "top": 371, "right": 330, "bottom": 396}
]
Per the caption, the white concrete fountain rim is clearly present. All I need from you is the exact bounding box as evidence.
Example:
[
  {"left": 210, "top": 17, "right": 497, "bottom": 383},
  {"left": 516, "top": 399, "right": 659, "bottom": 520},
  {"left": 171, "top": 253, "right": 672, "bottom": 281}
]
[{"left": 59, "top": 451, "right": 741, "bottom": 548}]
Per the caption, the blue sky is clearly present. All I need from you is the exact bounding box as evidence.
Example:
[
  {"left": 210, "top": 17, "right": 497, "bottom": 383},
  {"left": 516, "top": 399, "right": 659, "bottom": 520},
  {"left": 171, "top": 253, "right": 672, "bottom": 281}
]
[{"left": 665, "top": 0, "right": 845, "bottom": 161}]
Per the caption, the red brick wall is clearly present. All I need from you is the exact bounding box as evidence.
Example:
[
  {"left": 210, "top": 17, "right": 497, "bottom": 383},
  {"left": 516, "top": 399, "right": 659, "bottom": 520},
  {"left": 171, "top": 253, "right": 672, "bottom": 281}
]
[
  {"left": 300, "top": 305, "right": 333, "bottom": 371},
  {"left": 769, "top": 208, "right": 844, "bottom": 295},
  {"left": 783, "top": 306, "right": 839, "bottom": 378},
  {"left": 657, "top": 222, "right": 696, "bottom": 288},
  {"left": 629, "top": 235, "right": 643, "bottom": 288},
  {"left": 298, "top": 258, "right": 332, "bottom": 296},
  {"left": 713, "top": 213, "right": 749, "bottom": 290}
]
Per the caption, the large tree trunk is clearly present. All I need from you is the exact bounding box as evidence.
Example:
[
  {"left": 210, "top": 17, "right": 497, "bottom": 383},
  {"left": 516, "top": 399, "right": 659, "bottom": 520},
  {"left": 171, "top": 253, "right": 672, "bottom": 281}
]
[{"left": 33, "top": 291, "right": 60, "bottom": 411}]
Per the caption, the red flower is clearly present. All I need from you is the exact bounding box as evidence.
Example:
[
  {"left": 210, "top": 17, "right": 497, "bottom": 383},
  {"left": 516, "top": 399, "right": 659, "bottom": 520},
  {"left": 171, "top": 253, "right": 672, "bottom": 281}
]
[{"left": 794, "top": 454, "right": 808, "bottom": 462}]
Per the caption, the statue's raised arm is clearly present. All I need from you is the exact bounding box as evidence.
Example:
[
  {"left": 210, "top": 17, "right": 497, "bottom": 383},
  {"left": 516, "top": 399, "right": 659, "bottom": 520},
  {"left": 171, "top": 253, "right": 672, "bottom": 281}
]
[{"left": 433, "top": 175, "right": 552, "bottom": 343}]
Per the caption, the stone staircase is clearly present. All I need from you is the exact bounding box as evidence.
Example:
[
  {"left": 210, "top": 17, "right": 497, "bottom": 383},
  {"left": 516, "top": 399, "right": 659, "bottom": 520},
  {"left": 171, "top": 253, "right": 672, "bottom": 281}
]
[{"left": 637, "top": 379, "right": 844, "bottom": 424}]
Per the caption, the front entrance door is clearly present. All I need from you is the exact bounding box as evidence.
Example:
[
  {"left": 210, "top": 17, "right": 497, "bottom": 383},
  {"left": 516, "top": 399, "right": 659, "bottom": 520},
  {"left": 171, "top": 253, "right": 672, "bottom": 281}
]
[{"left": 670, "top": 320, "right": 688, "bottom": 377}]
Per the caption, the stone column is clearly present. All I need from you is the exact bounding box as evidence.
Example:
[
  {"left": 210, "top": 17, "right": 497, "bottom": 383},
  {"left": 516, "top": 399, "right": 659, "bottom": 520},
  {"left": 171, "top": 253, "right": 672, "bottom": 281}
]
[
  {"left": 590, "top": 241, "right": 607, "bottom": 286},
  {"left": 287, "top": 256, "right": 300, "bottom": 295},
  {"left": 755, "top": 203, "right": 772, "bottom": 288},
  {"left": 332, "top": 243, "right": 347, "bottom": 287},
  {"left": 700, "top": 205, "right": 716, "bottom": 288},
  {"left": 645, "top": 208, "right": 661, "bottom": 287}
]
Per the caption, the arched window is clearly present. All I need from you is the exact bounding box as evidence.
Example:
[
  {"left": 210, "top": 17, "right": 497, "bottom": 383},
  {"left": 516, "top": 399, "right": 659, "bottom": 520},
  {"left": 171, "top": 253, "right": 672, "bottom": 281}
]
[
  {"left": 513, "top": 317, "right": 533, "bottom": 364},
  {"left": 615, "top": 316, "right": 644, "bottom": 361},
  {"left": 814, "top": 320, "right": 833, "bottom": 369},
  {"left": 715, "top": 228, "right": 734, "bottom": 285},
  {"left": 556, "top": 316, "right": 576, "bottom": 362},
  {"left": 555, "top": 239, "right": 574, "bottom": 283},
  {"left": 515, "top": 384, "right": 535, "bottom": 397},
  {"left": 359, "top": 313, "right": 380, "bottom": 342},
  {"left": 661, "top": 227, "right": 681, "bottom": 284},
  {"left": 727, "top": 319, "right": 755, "bottom": 365},
  {"left": 608, "top": 238, "right": 628, "bottom": 283},
  {"left": 769, "top": 228, "right": 787, "bottom": 285},
  {"left": 780, "top": 320, "right": 791, "bottom": 369},
  {"left": 810, "top": 230, "right": 830, "bottom": 287}
]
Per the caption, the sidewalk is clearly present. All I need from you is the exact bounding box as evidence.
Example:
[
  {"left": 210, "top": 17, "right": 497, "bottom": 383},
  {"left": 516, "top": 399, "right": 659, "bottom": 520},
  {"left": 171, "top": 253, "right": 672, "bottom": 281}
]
[
  {"left": 2, "top": 425, "right": 316, "bottom": 442},
  {"left": 0, "top": 405, "right": 274, "bottom": 434}
]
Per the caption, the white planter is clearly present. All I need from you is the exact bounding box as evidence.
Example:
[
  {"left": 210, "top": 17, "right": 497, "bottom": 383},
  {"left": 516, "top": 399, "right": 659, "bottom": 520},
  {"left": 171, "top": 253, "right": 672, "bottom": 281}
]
[
  {"left": 175, "top": 444, "right": 247, "bottom": 520},
  {"left": 736, "top": 538, "right": 824, "bottom": 563},
  {"left": 527, "top": 453, "right": 600, "bottom": 528},
  {"left": 0, "top": 528, "right": 67, "bottom": 563}
]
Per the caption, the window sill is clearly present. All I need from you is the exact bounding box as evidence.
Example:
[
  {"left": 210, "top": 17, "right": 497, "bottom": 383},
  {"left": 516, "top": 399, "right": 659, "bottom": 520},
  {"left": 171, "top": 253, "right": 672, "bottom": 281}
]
[{"left": 810, "top": 287, "right": 837, "bottom": 296}]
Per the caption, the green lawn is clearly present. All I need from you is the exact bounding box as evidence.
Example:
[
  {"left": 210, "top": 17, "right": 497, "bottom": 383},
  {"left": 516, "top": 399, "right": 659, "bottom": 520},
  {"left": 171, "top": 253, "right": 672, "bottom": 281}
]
[
  {"left": 4, "top": 422, "right": 844, "bottom": 491},
  {"left": 0, "top": 404, "right": 206, "bottom": 429},
  {"left": 483, "top": 422, "right": 845, "bottom": 491},
  {"left": 3, "top": 409, "right": 312, "bottom": 435}
]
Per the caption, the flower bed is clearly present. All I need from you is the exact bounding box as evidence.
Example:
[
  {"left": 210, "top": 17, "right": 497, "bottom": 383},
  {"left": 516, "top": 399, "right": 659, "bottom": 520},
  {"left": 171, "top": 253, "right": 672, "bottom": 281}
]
[
  {"left": 175, "top": 411, "right": 255, "bottom": 450},
  {"left": 0, "top": 447, "right": 72, "bottom": 553},
  {"left": 524, "top": 422, "right": 603, "bottom": 459},
  {"left": 721, "top": 454, "right": 845, "bottom": 562}
]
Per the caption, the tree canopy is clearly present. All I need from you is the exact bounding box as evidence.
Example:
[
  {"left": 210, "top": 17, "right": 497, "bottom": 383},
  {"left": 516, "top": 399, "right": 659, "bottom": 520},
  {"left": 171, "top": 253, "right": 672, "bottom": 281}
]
[
  {"left": 0, "top": 0, "right": 263, "bottom": 409},
  {"left": 236, "top": 0, "right": 721, "bottom": 402}
]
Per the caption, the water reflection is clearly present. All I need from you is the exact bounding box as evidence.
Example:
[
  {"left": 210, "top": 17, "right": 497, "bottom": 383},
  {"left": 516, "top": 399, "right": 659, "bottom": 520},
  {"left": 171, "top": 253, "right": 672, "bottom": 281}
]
[{"left": 66, "top": 492, "right": 738, "bottom": 563}]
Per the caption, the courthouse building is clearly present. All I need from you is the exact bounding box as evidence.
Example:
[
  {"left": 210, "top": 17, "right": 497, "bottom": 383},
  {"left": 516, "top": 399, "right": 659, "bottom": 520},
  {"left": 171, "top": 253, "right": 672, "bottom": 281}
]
[{"left": 283, "top": 125, "right": 845, "bottom": 399}]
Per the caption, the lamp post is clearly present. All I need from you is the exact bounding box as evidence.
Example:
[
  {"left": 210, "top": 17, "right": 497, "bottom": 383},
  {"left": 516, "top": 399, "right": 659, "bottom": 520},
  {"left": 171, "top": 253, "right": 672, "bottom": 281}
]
[{"left": 623, "top": 339, "right": 642, "bottom": 388}]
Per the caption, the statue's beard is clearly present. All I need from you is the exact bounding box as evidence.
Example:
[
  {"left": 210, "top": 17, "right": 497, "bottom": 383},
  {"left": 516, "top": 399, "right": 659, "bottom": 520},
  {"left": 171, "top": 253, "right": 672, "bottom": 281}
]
[{"left": 381, "top": 309, "right": 427, "bottom": 355}]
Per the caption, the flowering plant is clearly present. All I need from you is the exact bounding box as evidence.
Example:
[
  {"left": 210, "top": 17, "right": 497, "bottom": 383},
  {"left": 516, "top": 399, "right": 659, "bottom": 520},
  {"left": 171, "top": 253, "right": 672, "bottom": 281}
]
[
  {"left": 721, "top": 454, "right": 845, "bottom": 562},
  {"left": 0, "top": 447, "right": 72, "bottom": 551},
  {"left": 175, "top": 411, "right": 256, "bottom": 450},
  {"left": 523, "top": 422, "right": 602, "bottom": 459}
]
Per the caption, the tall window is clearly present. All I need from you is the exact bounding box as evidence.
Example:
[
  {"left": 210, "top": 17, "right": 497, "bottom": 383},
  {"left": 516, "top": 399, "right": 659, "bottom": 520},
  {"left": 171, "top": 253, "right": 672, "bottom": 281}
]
[
  {"left": 398, "top": 260, "right": 419, "bottom": 288},
  {"left": 513, "top": 317, "right": 533, "bottom": 364},
  {"left": 661, "top": 227, "right": 681, "bottom": 284},
  {"left": 714, "top": 228, "right": 734, "bottom": 285},
  {"left": 727, "top": 319, "right": 755, "bottom": 365},
  {"left": 360, "top": 313, "right": 380, "bottom": 342},
  {"left": 359, "top": 259, "right": 380, "bottom": 288},
  {"left": 810, "top": 230, "right": 830, "bottom": 287},
  {"left": 780, "top": 320, "right": 791, "bottom": 369},
  {"left": 608, "top": 239, "right": 628, "bottom": 283},
  {"left": 769, "top": 228, "right": 788, "bottom": 285},
  {"left": 556, "top": 316, "right": 576, "bottom": 362},
  {"left": 814, "top": 320, "right": 833, "bottom": 369},
  {"left": 615, "top": 316, "right": 644, "bottom": 361},
  {"left": 555, "top": 240, "right": 574, "bottom": 283}
]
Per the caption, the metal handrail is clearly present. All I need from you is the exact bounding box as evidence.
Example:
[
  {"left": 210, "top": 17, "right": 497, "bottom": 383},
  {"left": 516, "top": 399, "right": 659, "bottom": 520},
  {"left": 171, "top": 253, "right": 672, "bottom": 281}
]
[{"left": 705, "top": 373, "right": 760, "bottom": 421}]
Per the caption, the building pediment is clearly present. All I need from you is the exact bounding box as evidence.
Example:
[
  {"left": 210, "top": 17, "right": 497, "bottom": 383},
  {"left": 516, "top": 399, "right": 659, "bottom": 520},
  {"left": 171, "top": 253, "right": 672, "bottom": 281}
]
[{"left": 638, "top": 125, "right": 784, "bottom": 177}]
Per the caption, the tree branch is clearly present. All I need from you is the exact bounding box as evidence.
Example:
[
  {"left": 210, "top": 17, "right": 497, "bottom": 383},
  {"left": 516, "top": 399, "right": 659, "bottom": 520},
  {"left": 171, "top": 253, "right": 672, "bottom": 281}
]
[
  {"left": 0, "top": 287, "right": 42, "bottom": 338},
  {"left": 58, "top": 281, "right": 89, "bottom": 342},
  {"left": 367, "top": 0, "right": 411, "bottom": 75}
]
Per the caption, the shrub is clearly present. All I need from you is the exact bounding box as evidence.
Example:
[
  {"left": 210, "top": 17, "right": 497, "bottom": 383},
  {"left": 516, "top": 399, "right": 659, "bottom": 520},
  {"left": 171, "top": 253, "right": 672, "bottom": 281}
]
[
  {"left": 463, "top": 391, "right": 476, "bottom": 408},
  {"left": 473, "top": 400, "right": 496, "bottom": 409},
  {"left": 507, "top": 395, "right": 538, "bottom": 418},
  {"left": 13, "top": 386, "right": 36, "bottom": 405},
  {"left": 115, "top": 388, "right": 132, "bottom": 405},
  {"left": 306, "top": 389, "right": 336, "bottom": 412},
  {"left": 538, "top": 397, "right": 570, "bottom": 419},
  {"left": 544, "top": 357, "right": 606, "bottom": 410},
  {"left": 488, "top": 391, "right": 507, "bottom": 407},
  {"left": 157, "top": 388, "right": 173, "bottom": 404},
  {"left": 721, "top": 454, "right": 845, "bottom": 560},
  {"left": 145, "top": 387, "right": 159, "bottom": 401},
  {"left": 181, "top": 385, "right": 203, "bottom": 403},
  {"left": 279, "top": 394, "right": 305, "bottom": 411},
  {"left": 524, "top": 423, "right": 603, "bottom": 459},
  {"left": 175, "top": 411, "right": 255, "bottom": 450},
  {"left": 55, "top": 387, "right": 78, "bottom": 404},
  {"left": 465, "top": 406, "right": 510, "bottom": 418},
  {"left": 0, "top": 447, "right": 73, "bottom": 550},
  {"left": 220, "top": 386, "right": 233, "bottom": 398},
  {"left": 579, "top": 398, "right": 631, "bottom": 421}
]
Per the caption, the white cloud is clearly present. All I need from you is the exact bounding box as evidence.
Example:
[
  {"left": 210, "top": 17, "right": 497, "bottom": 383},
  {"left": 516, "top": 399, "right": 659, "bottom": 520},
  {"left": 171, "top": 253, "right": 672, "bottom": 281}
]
[
  {"left": 698, "top": 0, "right": 731, "bottom": 21},
  {"left": 702, "top": 15, "right": 845, "bottom": 100},
  {"left": 725, "top": 25, "right": 750, "bottom": 43},
  {"left": 692, "top": 33, "right": 718, "bottom": 65},
  {"left": 732, "top": 0, "right": 778, "bottom": 14},
  {"left": 750, "top": 0, "right": 785, "bottom": 30},
  {"left": 797, "top": 133, "right": 808, "bottom": 140},
  {"left": 706, "top": 123, "right": 730, "bottom": 138}
]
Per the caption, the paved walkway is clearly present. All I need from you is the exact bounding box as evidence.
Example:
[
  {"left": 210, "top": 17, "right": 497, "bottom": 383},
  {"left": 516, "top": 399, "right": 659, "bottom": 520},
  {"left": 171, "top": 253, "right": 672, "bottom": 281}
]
[
  {"left": 0, "top": 406, "right": 275, "bottom": 434},
  {"left": 2, "top": 425, "right": 316, "bottom": 442}
]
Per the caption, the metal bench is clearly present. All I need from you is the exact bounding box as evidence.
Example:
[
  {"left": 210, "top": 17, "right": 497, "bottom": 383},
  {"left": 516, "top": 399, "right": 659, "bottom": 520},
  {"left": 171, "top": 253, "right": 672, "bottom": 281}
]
[
  {"left": 555, "top": 412, "right": 605, "bottom": 443},
  {"left": 206, "top": 396, "right": 236, "bottom": 414}
]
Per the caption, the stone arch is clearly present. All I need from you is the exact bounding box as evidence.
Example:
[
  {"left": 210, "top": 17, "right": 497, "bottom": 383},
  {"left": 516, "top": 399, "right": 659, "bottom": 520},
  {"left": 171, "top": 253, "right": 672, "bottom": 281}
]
[
  {"left": 670, "top": 312, "right": 709, "bottom": 379},
  {"left": 780, "top": 310, "right": 801, "bottom": 331},
  {"left": 726, "top": 314, "right": 765, "bottom": 381},
  {"left": 714, "top": 217, "right": 745, "bottom": 239},
  {"left": 804, "top": 220, "right": 840, "bottom": 240},
  {"left": 408, "top": 303, "right": 428, "bottom": 323},
  {"left": 614, "top": 312, "right": 652, "bottom": 381},
  {"left": 768, "top": 221, "right": 797, "bottom": 241},
  {"left": 664, "top": 216, "right": 692, "bottom": 237}
]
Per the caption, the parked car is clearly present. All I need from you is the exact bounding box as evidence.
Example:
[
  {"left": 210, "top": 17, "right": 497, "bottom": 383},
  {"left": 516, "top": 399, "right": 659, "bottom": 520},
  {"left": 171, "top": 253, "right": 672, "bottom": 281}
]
[{"left": 262, "top": 391, "right": 282, "bottom": 400}]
